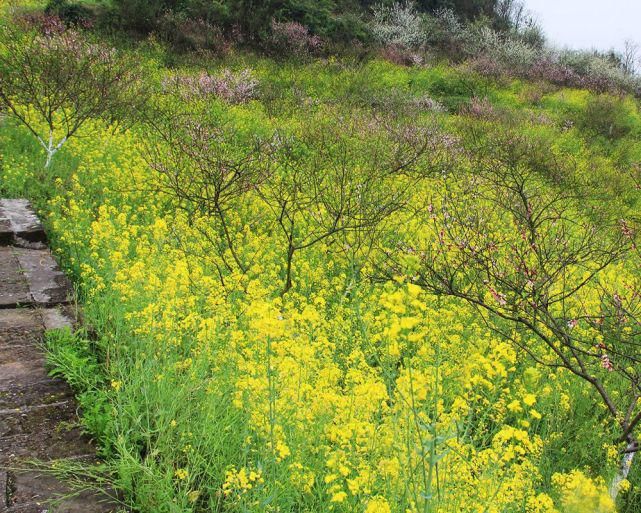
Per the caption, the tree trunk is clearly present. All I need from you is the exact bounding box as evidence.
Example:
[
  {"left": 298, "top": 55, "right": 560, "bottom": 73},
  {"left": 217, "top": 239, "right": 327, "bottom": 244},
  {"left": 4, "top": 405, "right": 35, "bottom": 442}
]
[
  {"left": 609, "top": 440, "right": 636, "bottom": 500},
  {"left": 281, "top": 244, "right": 294, "bottom": 296},
  {"left": 41, "top": 131, "right": 67, "bottom": 169}
]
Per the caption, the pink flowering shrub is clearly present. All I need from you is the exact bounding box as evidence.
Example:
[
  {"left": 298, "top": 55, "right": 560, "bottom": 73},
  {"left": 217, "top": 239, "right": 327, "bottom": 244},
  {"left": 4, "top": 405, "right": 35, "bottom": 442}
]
[
  {"left": 410, "top": 95, "right": 446, "bottom": 113},
  {"left": 163, "top": 69, "right": 259, "bottom": 104},
  {"left": 464, "top": 55, "right": 507, "bottom": 79},
  {"left": 379, "top": 45, "right": 425, "bottom": 67},
  {"left": 268, "top": 20, "right": 323, "bottom": 59},
  {"left": 525, "top": 57, "right": 579, "bottom": 87},
  {"left": 427, "top": 9, "right": 640, "bottom": 95},
  {"left": 15, "top": 12, "right": 67, "bottom": 36},
  {"left": 460, "top": 96, "right": 497, "bottom": 120}
]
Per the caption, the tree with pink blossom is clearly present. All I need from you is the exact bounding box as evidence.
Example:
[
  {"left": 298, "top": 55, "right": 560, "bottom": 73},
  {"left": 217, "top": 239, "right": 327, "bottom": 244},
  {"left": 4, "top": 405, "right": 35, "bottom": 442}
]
[{"left": 0, "top": 18, "right": 143, "bottom": 169}]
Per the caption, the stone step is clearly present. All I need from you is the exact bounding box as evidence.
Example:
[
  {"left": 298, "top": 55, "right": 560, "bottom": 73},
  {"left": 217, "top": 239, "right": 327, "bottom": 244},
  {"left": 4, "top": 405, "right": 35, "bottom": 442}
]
[
  {"left": 0, "top": 249, "right": 72, "bottom": 309},
  {"left": 0, "top": 308, "right": 75, "bottom": 401},
  {"left": 0, "top": 200, "right": 46, "bottom": 248},
  {"left": 40, "top": 307, "right": 75, "bottom": 331},
  {"left": 0, "top": 307, "right": 75, "bottom": 340},
  {"left": 3, "top": 471, "right": 115, "bottom": 513},
  {"left": 0, "top": 380, "right": 73, "bottom": 411},
  {"left": 0, "top": 310, "right": 42, "bottom": 332},
  {"left": 14, "top": 249, "right": 72, "bottom": 307},
  {"left": 0, "top": 310, "right": 46, "bottom": 393},
  {"left": 0, "top": 349, "right": 48, "bottom": 389},
  {"left": 0, "top": 424, "right": 94, "bottom": 465},
  {"left": 0, "top": 400, "right": 78, "bottom": 440},
  {"left": 0, "top": 249, "right": 30, "bottom": 308},
  {"left": 0, "top": 310, "right": 43, "bottom": 349}
]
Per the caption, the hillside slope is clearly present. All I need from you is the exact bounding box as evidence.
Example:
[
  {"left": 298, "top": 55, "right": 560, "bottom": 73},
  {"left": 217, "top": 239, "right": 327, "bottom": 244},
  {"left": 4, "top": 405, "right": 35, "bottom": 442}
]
[{"left": 1, "top": 5, "right": 641, "bottom": 513}]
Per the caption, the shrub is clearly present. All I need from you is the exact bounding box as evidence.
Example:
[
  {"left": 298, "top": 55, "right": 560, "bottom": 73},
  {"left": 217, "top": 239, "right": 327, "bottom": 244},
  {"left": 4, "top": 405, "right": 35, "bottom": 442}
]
[
  {"left": 371, "top": 1, "right": 425, "bottom": 50},
  {"left": 378, "top": 44, "right": 424, "bottom": 66},
  {"left": 44, "top": 0, "right": 92, "bottom": 26},
  {"left": 410, "top": 94, "right": 447, "bottom": 112},
  {"left": 519, "top": 82, "right": 556, "bottom": 105},
  {"left": 157, "top": 12, "right": 230, "bottom": 54},
  {"left": 513, "top": 23, "right": 545, "bottom": 49},
  {"left": 558, "top": 49, "right": 638, "bottom": 93},
  {"left": 111, "top": 0, "right": 171, "bottom": 32},
  {"left": 455, "top": 30, "right": 641, "bottom": 95},
  {"left": 525, "top": 57, "right": 580, "bottom": 87},
  {"left": 424, "top": 7, "right": 467, "bottom": 57},
  {"left": 267, "top": 20, "right": 324, "bottom": 59},
  {"left": 324, "top": 12, "right": 371, "bottom": 46},
  {"left": 577, "top": 94, "right": 635, "bottom": 140},
  {"left": 425, "top": 7, "right": 540, "bottom": 70},
  {"left": 460, "top": 96, "right": 497, "bottom": 119},
  {"left": 464, "top": 54, "right": 506, "bottom": 78},
  {"left": 420, "top": 8, "right": 640, "bottom": 96},
  {"left": 464, "top": 23, "right": 499, "bottom": 56},
  {"left": 421, "top": 0, "right": 497, "bottom": 21},
  {"left": 162, "top": 69, "right": 259, "bottom": 104},
  {"left": 495, "top": 36, "right": 539, "bottom": 71},
  {"left": 212, "top": 69, "right": 260, "bottom": 103},
  {"left": 14, "top": 11, "right": 67, "bottom": 36},
  {"left": 465, "top": 24, "right": 539, "bottom": 73}
]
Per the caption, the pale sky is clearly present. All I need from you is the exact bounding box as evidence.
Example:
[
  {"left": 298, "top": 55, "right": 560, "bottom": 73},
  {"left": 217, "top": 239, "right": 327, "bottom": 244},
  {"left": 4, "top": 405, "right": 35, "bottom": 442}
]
[{"left": 525, "top": 0, "right": 640, "bottom": 53}]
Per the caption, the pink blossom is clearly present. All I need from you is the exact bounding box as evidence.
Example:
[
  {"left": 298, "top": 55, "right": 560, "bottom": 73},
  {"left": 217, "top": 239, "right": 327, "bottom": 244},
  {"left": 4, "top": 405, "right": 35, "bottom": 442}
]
[{"left": 601, "top": 354, "right": 614, "bottom": 372}]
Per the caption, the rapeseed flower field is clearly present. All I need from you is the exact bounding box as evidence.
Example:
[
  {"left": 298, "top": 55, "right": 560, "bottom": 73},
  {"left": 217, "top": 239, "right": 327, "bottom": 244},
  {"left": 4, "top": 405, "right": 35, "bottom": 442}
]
[{"left": 1, "top": 4, "right": 641, "bottom": 512}]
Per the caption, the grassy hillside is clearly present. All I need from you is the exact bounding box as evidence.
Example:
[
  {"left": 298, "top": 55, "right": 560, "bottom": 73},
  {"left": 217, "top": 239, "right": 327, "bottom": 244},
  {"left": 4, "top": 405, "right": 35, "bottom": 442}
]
[{"left": 1, "top": 3, "right": 641, "bottom": 513}]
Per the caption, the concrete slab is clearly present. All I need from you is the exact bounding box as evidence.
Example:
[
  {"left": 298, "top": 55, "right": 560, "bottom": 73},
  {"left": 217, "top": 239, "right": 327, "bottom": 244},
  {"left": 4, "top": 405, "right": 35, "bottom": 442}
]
[
  {"left": 0, "top": 401, "right": 77, "bottom": 439},
  {"left": 0, "top": 218, "right": 11, "bottom": 246},
  {"left": 0, "top": 248, "right": 30, "bottom": 308},
  {"left": 14, "top": 249, "right": 72, "bottom": 306},
  {"left": 0, "top": 311, "right": 43, "bottom": 351},
  {"left": 6, "top": 471, "right": 115, "bottom": 513},
  {"left": 0, "top": 423, "right": 94, "bottom": 465},
  {"left": 40, "top": 307, "right": 75, "bottom": 331},
  {"left": 0, "top": 380, "right": 72, "bottom": 411},
  {"left": 0, "top": 352, "right": 48, "bottom": 389},
  {"left": 0, "top": 200, "right": 46, "bottom": 247},
  {"left": 0, "top": 310, "right": 42, "bottom": 331}
]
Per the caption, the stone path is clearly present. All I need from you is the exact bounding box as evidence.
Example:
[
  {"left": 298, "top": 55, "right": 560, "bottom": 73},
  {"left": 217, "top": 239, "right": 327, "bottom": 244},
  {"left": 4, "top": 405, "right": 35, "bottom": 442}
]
[{"left": 0, "top": 200, "right": 114, "bottom": 513}]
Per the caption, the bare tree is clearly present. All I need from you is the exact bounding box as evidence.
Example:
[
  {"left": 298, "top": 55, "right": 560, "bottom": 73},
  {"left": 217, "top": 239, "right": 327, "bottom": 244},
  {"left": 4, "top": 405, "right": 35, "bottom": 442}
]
[
  {"left": 145, "top": 114, "right": 267, "bottom": 279},
  {"left": 622, "top": 39, "right": 640, "bottom": 76},
  {"left": 146, "top": 111, "right": 453, "bottom": 296},
  {"left": 494, "top": 0, "right": 526, "bottom": 30},
  {"left": 259, "top": 122, "right": 447, "bottom": 295},
  {"left": 0, "top": 20, "right": 143, "bottom": 168},
  {"left": 384, "top": 129, "right": 641, "bottom": 499}
]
